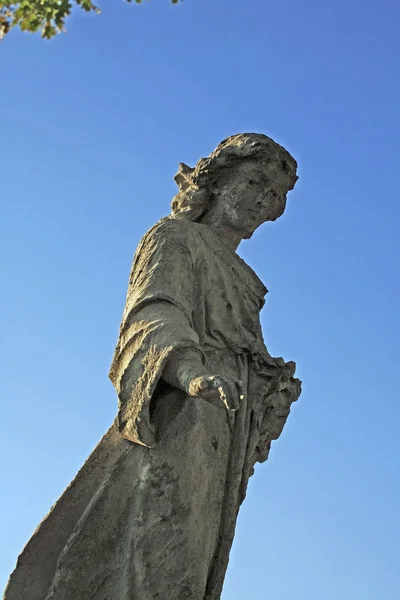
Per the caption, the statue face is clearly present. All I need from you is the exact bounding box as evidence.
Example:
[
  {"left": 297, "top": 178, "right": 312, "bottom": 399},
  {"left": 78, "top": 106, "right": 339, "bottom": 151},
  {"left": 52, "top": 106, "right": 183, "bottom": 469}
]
[{"left": 213, "top": 159, "right": 295, "bottom": 236}]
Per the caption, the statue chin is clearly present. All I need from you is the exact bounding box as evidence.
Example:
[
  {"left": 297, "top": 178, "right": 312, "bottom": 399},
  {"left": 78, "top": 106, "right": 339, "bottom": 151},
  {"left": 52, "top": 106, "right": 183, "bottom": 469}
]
[{"left": 243, "top": 229, "right": 255, "bottom": 240}]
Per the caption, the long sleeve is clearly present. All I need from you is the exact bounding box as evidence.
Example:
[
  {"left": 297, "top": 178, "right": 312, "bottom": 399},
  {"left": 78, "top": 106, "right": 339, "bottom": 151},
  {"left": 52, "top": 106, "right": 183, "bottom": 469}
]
[{"left": 109, "top": 218, "right": 204, "bottom": 447}]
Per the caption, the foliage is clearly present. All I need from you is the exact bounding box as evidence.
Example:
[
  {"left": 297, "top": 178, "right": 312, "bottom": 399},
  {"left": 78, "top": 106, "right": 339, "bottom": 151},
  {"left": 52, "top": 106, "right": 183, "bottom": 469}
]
[{"left": 0, "top": 0, "right": 179, "bottom": 39}]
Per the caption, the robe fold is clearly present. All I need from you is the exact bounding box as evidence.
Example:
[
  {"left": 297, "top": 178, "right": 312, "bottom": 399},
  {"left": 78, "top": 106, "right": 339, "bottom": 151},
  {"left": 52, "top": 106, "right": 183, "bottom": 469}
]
[{"left": 4, "top": 217, "right": 301, "bottom": 600}]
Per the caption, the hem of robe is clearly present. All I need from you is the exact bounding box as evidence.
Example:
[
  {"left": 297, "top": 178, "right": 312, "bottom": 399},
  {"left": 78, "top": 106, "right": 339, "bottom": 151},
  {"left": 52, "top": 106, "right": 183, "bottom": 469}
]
[{"left": 3, "top": 421, "right": 129, "bottom": 600}]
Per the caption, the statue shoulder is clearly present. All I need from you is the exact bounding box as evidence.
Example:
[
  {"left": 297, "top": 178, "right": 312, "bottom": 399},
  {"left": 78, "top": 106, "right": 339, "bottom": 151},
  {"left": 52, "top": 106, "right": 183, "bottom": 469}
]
[
  {"left": 129, "top": 219, "right": 202, "bottom": 277},
  {"left": 141, "top": 217, "right": 200, "bottom": 248}
]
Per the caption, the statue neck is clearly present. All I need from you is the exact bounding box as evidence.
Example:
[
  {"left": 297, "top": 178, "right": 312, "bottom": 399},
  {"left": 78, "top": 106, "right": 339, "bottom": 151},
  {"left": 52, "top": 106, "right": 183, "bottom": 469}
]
[{"left": 199, "top": 212, "right": 244, "bottom": 252}]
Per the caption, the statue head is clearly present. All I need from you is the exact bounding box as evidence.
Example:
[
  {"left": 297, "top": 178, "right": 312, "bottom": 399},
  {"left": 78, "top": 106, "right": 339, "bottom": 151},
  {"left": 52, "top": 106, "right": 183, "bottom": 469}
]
[{"left": 171, "top": 133, "right": 298, "bottom": 238}]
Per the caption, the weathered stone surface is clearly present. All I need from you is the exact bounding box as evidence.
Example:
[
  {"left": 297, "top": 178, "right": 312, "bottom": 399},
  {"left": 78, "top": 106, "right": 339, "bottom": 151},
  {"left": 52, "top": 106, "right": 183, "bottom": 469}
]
[{"left": 3, "top": 133, "right": 301, "bottom": 600}]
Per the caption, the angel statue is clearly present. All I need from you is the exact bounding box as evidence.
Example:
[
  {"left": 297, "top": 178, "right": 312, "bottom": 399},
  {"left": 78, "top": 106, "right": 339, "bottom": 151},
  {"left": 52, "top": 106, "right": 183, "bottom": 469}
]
[{"left": 4, "top": 133, "right": 301, "bottom": 600}]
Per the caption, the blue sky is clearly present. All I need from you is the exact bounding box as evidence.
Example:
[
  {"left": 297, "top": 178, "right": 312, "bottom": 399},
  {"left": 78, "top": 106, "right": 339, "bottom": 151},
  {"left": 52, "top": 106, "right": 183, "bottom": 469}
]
[{"left": 1, "top": 0, "right": 399, "bottom": 597}]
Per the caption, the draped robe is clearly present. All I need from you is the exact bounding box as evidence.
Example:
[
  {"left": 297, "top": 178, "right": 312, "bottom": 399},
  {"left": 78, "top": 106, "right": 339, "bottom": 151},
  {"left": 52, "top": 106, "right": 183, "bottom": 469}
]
[{"left": 4, "top": 217, "right": 301, "bottom": 600}]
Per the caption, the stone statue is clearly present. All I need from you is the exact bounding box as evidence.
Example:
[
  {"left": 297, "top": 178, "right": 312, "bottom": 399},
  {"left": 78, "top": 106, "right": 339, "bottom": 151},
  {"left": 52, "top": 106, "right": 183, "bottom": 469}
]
[{"left": 4, "top": 133, "right": 301, "bottom": 600}]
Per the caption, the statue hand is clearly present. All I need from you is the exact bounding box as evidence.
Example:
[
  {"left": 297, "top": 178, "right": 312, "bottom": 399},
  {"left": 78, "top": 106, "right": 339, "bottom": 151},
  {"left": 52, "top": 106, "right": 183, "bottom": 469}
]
[
  {"left": 162, "top": 349, "right": 245, "bottom": 411},
  {"left": 187, "top": 375, "right": 245, "bottom": 411}
]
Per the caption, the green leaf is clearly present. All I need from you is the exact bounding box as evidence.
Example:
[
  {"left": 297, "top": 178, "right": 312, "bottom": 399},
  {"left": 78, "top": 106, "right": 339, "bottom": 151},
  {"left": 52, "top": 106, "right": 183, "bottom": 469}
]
[{"left": 0, "top": 0, "right": 181, "bottom": 39}]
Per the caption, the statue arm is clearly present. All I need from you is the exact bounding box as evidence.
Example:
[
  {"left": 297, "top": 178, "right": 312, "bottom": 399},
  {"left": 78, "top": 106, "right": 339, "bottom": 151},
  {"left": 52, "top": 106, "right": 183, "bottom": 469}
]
[
  {"left": 110, "top": 220, "right": 244, "bottom": 445},
  {"left": 162, "top": 348, "right": 208, "bottom": 392}
]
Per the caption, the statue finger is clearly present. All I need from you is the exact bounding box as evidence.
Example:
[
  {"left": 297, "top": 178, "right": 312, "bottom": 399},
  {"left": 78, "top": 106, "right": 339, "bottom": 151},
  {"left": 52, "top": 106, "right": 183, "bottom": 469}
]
[{"left": 219, "top": 380, "right": 239, "bottom": 411}]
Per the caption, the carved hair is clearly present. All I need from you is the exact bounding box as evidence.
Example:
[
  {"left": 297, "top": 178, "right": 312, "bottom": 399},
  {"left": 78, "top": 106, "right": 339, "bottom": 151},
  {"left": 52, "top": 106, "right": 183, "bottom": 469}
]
[{"left": 171, "top": 133, "right": 298, "bottom": 222}]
